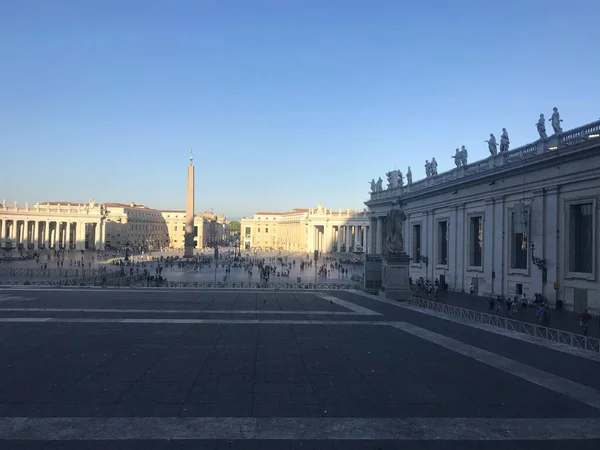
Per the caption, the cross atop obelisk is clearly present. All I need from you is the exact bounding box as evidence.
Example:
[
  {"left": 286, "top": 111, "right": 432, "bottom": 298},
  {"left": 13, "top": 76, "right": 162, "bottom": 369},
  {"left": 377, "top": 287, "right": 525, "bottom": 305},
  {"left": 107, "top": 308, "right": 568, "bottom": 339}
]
[{"left": 184, "top": 150, "right": 195, "bottom": 257}]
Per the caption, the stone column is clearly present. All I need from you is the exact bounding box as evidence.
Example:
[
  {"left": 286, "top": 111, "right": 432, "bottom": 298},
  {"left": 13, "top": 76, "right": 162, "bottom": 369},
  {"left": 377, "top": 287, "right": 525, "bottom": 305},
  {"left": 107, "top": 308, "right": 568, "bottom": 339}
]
[
  {"left": 10, "top": 220, "right": 16, "bottom": 241},
  {"left": 336, "top": 226, "right": 342, "bottom": 253},
  {"left": 364, "top": 226, "right": 369, "bottom": 253},
  {"left": 33, "top": 221, "right": 39, "bottom": 250},
  {"left": 376, "top": 217, "right": 383, "bottom": 254},
  {"left": 345, "top": 225, "right": 351, "bottom": 252},
  {"left": 0, "top": 218, "right": 3, "bottom": 246}
]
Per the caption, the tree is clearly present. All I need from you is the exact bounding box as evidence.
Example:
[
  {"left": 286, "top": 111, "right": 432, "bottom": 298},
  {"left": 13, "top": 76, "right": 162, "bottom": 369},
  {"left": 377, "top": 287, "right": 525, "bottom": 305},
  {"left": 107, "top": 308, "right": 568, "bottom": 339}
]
[{"left": 229, "top": 221, "right": 241, "bottom": 233}]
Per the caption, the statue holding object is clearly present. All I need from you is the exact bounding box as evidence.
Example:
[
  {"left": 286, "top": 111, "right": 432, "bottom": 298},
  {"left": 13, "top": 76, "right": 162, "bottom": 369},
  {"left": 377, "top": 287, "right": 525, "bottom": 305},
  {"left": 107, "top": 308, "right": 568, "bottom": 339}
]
[{"left": 486, "top": 133, "right": 497, "bottom": 155}]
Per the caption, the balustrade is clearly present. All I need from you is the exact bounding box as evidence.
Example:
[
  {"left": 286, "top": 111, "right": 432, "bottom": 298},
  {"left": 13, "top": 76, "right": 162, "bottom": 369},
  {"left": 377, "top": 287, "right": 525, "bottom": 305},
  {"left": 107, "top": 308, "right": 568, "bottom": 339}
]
[{"left": 369, "top": 119, "right": 600, "bottom": 201}]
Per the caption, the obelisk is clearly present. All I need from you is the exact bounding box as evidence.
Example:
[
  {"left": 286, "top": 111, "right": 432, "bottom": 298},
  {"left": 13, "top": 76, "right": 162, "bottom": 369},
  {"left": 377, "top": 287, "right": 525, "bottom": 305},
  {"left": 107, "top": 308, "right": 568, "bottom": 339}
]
[{"left": 184, "top": 150, "right": 195, "bottom": 258}]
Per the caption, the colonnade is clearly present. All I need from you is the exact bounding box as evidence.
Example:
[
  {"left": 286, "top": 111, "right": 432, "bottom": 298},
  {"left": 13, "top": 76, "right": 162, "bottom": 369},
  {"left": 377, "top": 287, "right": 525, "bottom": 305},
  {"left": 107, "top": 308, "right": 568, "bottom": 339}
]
[
  {"left": 312, "top": 224, "right": 370, "bottom": 253},
  {"left": 0, "top": 218, "right": 104, "bottom": 251}
]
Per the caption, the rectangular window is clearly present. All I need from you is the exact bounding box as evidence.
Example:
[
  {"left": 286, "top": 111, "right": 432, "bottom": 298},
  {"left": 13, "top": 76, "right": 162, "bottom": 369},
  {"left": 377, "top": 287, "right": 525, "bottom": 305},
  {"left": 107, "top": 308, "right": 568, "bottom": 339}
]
[
  {"left": 510, "top": 211, "right": 528, "bottom": 270},
  {"left": 438, "top": 221, "right": 448, "bottom": 265},
  {"left": 412, "top": 224, "right": 421, "bottom": 261},
  {"left": 569, "top": 203, "right": 593, "bottom": 273},
  {"left": 245, "top": 227, "right": 251, "bottom": 237},
  {"left": 257, "top": 228, "right": 261, "bottom": 233},
  {"left": 265, "top": 228, "right": 269, "bottom": 233},
  {"left": 469, "top": 216, "right": 483, "bottom": 267}
]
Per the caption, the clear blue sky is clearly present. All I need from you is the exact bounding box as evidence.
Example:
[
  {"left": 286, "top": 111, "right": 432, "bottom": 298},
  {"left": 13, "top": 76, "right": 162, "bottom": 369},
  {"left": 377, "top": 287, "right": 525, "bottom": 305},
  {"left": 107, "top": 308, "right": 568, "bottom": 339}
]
[{"left": 1, "top": 0, "right": 598, "bottom": 220}]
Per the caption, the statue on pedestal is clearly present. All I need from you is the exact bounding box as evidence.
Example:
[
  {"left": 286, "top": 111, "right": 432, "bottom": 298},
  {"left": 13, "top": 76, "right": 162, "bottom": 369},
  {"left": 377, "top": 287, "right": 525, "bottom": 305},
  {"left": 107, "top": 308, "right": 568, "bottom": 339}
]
[
  {"left": 425, "top": 160, "right": 431, "bottom": 177},
  {"left": 537, "top": 114, "right": 547, "bottom": 139},
  {"left": 500, "top": 128, "right": 510, "bottom": 152},
  {"left": 376, "top": 177, "right": 383, "bottom": 192},
  {"left": 384, "top": 200, "right": 406, "bottom": 255},
  {"left": 406, "top": 166, "right": 412, "bottom": 184},
  {"left": 397, "top": 170, "right": 404, "bottom": 186},
  {"left": 551, "top": 107, "right": 563, "bottom": 134},
  {"left": 486, "top": 133, "right": 497, "bottom": 155},
  {"left": 452, "top": 149, "right": 461, "bottom": 168},
  {"left": 369, "top": 179, "right": 377, "bottom": 193},
  {"left": 2, "top": 199, "right": 6, "bottom": 208},
  {"left": 430, "top": 157, "right": 438, "bottom": 176}
]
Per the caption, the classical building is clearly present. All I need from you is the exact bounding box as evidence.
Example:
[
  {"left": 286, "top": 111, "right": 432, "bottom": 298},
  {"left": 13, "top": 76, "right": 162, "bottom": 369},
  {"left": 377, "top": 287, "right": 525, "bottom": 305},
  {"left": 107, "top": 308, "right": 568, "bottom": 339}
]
[
  {"left": 104, "top": 203, "right": 169, "bottom": 251},
  {"left": 241, "top": 204, "right": 370, "bottom": 253},
  {"left": 0, "top": 199, "right": 230, "bottom": 252},
  {"left": 0, "top": 200, "right": 106, "bottom": 251},
  {"left": 365, "top": 119, "right": 600, "bottom": 312}
]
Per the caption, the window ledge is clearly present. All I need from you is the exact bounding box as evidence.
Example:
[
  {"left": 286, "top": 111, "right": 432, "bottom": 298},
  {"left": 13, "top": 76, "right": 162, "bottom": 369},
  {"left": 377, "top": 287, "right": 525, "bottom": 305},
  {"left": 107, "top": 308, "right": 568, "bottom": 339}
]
[
  {"left": 508, "top": 268, "right": 529, "bottom": 276},
  {"left": 467, "top": 266, "right": 484, "bottom": 273},
  {"left": 436, "top": 264, "right": 449, "bottom": 270},
  {"left": 565, "top": 272, "right": 596, "bottom": 282}
]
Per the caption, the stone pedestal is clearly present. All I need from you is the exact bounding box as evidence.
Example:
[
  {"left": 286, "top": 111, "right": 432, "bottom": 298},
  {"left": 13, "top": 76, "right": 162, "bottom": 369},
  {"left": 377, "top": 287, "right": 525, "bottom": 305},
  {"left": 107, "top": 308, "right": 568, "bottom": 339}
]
[{"left": 380, "top": 253, "right": 412, "bottom": 301}]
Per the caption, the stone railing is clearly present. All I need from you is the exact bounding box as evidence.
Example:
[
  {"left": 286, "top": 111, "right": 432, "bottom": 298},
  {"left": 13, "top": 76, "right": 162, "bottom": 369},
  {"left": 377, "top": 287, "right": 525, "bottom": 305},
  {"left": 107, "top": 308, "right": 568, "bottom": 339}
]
[{"left": 368, "top": 119, "right": 600, "bottom": 201}]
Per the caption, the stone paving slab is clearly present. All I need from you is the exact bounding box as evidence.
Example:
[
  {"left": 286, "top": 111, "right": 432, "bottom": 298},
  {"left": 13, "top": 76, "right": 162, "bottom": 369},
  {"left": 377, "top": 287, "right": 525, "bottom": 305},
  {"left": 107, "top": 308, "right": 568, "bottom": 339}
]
[{"left": 0, "top": 289, "right": 599, "bottom": 448}]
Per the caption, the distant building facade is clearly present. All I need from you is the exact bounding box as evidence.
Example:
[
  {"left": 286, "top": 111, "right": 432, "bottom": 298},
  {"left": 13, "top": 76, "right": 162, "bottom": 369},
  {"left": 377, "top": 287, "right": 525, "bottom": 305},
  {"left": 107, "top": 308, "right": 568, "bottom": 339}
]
[
  {"left": 0, "top": 200, "right": 230, "bottom": 252},
  {"left": 241, "top": 205, "right": 370, "bottom": 253},
  {"left": 365, "top": 119, "right": 600, "bottom": 312}
]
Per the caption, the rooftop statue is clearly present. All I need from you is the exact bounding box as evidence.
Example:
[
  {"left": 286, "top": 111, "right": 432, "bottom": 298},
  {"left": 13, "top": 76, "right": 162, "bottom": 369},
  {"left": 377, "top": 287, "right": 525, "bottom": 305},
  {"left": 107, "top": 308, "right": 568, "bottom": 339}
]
[
  {"left": 551, "top": 107, "right": 563, "bottom": 134},
  {"left": 537, "top": 114, "right": 547, "bottom": 139},
  {"left": 430, "top": 157, "right": 438, "bottom": 176},
  {"left": 406, "top": 166, "right": 412, "bottom": 184},
  {"left": 369, "top": 178, "right": 377, "bottom": 193},
  {"left": 376, "top": 177, "right": 383, "bottom": 192},
  {"left": 451, "top": 148, "right": 461, "bottom": 168},
  {"left": 425, "top": 160, "right": 431, "bottom": 177},
  {"left": 486, "top": 133, "right": 497, "bottom": 155},
  {"left": 500, "top": 128, "right": 510, "bottom": 152},
  {"left": 386, "top": 170, "right": 400, "bottom": 189}
]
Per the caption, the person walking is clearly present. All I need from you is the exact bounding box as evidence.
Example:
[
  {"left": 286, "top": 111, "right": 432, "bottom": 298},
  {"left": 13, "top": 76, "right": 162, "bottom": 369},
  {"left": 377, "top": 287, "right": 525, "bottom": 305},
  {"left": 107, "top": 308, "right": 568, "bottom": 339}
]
[{"left": 580, "top": 309, "right": 592, "bottom": 336}]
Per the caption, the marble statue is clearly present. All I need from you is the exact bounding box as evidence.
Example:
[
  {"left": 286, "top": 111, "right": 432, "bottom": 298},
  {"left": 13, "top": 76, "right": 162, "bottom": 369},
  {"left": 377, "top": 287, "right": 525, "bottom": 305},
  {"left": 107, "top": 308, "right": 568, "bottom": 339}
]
[
  {"left": 455, "top": 146, "right": 468, "bottom": 166},
  {"left": 13, "top": 201, "right": 18, "bottom": 208},
  {"left": 537, "top": 114, "right": 547, "bottom": 139},
  {"left": 425, "top": 160, "right": 431, "bottom": 177},
  {"left": 376, "top": 177, "right": 383, "bottom": 192},
  {"left": 486, "top": 133, "right": 497, "bottom": 155},
  {"left": 430, "top": 157, "right": 438, "bottom": 176},
  {"left": 452, "top": 149, "right": 461, "bottom": 168},
  {"left": 2, "top": 199, "right": 6, "bottom": 208},
  {"left": 369, "top": 179, "right": 377, "bottom": 193},
  {"left": 25, "top": 202, "right": 29, "bottom": 209},
  {"left": 384, "top": 200, "right": 407, "bottom": 254},
  {"left": 551, "top": 107, "right": 563, "bottom": 134},
  {"left": 397, "top": 170, "right": 404, "bottom": 186},
  {"left": 499, "top": 128, "right": 510, "bottom": 152},
  {"left": 386, "top": 170, "right": 400, "bottom": 189},
  {"left": 406, "top": 166, "right": 412, "bottom": 184}
]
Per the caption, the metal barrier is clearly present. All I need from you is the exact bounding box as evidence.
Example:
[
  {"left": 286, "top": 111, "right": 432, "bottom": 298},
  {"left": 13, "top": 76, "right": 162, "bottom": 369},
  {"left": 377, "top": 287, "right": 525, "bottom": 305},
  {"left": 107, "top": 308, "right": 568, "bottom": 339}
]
[
  {"left": 0, "top": 278, "right": 361, "bottom": 290},
  {"left": 409, "top": 296, "right": 600, "bottom": 354},
  {"left": 0, "top": 267, "right": 121, "bottom": 277}
]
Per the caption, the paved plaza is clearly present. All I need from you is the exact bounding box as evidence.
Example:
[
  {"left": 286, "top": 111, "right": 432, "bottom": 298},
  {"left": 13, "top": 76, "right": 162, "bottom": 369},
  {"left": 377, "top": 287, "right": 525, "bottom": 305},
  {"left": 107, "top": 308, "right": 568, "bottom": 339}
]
[
  {"left": 0, "top": 288, "right": 599, "bottom": 449},
  {"left": 0, "top": 250, "right": 365, "bottom": 286}
]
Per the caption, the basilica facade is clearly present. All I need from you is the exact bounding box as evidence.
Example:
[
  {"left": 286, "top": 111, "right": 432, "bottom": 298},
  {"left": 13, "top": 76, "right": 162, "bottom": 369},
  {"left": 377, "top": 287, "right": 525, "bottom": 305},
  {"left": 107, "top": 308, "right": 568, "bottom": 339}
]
[{"left": 365, "top": 119, "right": 600, "bottom": 312}]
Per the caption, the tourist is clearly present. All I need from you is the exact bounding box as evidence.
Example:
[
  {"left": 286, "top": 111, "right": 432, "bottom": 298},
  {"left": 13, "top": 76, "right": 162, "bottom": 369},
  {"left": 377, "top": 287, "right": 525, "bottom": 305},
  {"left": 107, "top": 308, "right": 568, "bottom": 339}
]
[{"left": 580, "top": 309, "right": 592, "bottom": 336}]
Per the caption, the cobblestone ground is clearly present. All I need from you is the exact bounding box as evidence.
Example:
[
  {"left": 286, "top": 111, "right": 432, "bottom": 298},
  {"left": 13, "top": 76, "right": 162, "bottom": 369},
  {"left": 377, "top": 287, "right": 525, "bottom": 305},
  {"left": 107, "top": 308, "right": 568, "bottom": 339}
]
[{"left": 0, "top": 288, "right": 599, "bottom": 449}]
